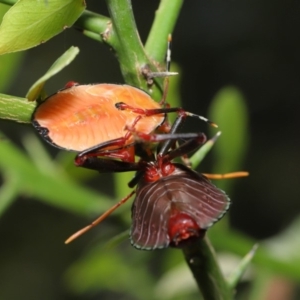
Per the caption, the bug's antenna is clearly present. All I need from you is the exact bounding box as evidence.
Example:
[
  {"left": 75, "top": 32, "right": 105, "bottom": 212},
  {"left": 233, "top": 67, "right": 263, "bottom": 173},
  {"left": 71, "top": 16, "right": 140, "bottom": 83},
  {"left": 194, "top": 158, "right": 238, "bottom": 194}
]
[
  {"left": 203, "top": 172, "right": 249, "bottom": 179},
  {"left": 65, "top": 191, "right": 135, "bottom": 244}
]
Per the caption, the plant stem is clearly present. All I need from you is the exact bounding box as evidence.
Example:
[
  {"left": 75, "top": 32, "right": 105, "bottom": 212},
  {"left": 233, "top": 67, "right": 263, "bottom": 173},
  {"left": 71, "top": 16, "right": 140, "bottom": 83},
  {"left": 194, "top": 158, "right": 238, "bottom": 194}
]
[
  {"left": 74, "top": 10, "right": 110, "bottom": 43},
  {"left": 0, "top": 94, "right": 35, "bottom": 123},
  {"left": 145, "top": 0, "right": 183, "bottom": 63},
  {"left": 105, "top": 0, "right": 165, "bottom": 100},
  {"left": 105, "top": 0, "right": 146, "bottom": 82},
  {"left": 182, "top": 236, "right": 233, "bottom": 300}
]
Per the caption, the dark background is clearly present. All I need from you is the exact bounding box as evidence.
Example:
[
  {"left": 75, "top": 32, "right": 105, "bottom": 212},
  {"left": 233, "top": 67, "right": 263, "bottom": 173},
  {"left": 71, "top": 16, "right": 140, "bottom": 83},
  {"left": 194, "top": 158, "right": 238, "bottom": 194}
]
[{"left": 0, "top": 0, "right": 299, "bottom": 299}]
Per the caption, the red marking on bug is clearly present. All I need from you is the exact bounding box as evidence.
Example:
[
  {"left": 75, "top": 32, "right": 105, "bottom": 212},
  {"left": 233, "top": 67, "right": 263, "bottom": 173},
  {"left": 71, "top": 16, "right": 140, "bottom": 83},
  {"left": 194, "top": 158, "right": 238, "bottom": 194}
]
[
  {"left": 64, "top": 81, "right": 79, "bottom": 89},
  {"left": 168, "top": 211, "right": 201, "bottom": 245}
]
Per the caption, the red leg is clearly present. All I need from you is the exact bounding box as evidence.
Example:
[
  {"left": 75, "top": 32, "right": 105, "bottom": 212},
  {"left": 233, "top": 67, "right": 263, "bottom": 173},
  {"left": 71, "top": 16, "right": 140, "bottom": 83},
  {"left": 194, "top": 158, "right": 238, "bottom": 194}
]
[
  {"left": 160, "top": 134, "right": 207, "bottom": 163},
  {"left": 75, "top": 138, "right": 136, "bottom": 167},
  {"left": 75, "top": 114, "right": 145, "bottom": 166},
  {"left": 116, "top": 102, "right": 217, "bottom": 128}
]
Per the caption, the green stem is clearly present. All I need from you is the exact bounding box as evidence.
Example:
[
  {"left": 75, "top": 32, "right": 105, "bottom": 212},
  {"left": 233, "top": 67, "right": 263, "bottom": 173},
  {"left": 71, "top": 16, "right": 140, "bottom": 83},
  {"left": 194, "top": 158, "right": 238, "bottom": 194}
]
[
  {"left": 145, "top": 0, "right": 183, "bottom": 63},
  {"left": 105, "top": 0, "right": 165, "bottom": 100},
  {"left": 182, "top": 236, "right": 233, "bottom": 300},
  {"left": 105, "top": 0, "right": 147, "bottom": 83},
  {"left": 0, "top": 93, "right": 35, "bottom": 123},
  {"left": 73, "top": 10, "right": 110, "bottom": 43}
]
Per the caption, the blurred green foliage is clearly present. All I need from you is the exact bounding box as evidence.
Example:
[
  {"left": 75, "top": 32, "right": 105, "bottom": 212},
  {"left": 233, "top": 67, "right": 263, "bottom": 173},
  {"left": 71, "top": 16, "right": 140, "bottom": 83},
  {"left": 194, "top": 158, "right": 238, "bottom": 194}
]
[{"left": 0, "top": 1, "right": 300, "bottom": 300}]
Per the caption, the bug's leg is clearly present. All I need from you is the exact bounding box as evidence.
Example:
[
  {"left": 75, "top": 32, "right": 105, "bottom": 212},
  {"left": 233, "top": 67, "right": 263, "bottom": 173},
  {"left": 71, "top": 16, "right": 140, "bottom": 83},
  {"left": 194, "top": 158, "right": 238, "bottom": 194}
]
[
  {"left": 75, "top": 116, "right": 144, "bottom": 166},
  {"left": 65, "top": 190, "right": 136, "bottom": 244},
  {"left": 76, "top": 117, "right": 145, "bottom": 167},
  {"left": 124, "top": 113, "right": 205, "bottom": 147},
  {"left": 75, "top": 138, "right": 136, "bottom": 167},
  {"left": 75, "top": 154, "right": 140, "bottom": 173},
  {"left": 162, "top": 134, "right": 207, "bottom": 162},
  {"left": 131, "top": 130, "right": 206, "bottom": 144},
  {"left": 116, "top": 103, "right": 217, "bottom": 128}
]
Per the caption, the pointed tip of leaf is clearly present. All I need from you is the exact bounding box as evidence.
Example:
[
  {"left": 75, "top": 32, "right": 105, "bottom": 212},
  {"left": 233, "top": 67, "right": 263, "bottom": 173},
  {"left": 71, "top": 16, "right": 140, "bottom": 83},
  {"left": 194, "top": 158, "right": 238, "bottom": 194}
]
[
  {"left": 26, "top": 46, "right": 80, "bottom": 101},
  {"left": 227, "top": 243, "right": 259, "bottom": 289}
]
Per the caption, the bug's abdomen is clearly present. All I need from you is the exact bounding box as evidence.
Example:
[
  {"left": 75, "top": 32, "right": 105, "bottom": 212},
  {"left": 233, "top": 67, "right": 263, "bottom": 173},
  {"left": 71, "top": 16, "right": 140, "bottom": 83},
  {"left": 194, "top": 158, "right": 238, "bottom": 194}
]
[{"left": 33, "top": 84, "right": 165, "bottom": 151}]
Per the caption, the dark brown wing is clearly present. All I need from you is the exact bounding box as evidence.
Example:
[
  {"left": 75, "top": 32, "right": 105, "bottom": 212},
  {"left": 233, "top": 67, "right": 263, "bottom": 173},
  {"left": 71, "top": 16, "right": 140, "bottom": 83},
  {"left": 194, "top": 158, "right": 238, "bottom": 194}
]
[
  {"left": 168, "top": 169, "right": 230, "bottom": 230},
  {"left": 131, "top": 164, "right": 230, "bottom": 250},
  {"left": 131, "top": 180, "right": 171, "bottom": 250}
]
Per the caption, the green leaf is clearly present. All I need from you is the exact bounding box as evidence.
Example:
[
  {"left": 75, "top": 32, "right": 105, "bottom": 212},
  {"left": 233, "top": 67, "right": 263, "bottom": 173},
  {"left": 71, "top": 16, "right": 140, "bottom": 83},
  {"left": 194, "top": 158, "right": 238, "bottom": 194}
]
[
  {"left": 0, "top": 4, "right": 24, "bottom": 92},
  {"left": 209, "top": 226, "right": 300, "bottom": 282},
  {"left": 0, "top": 3, "right": 8, "bottom": 18},
  {"left": 190, "top": 131, "right": 221, "bottom": 168},
  {"left": 0, "top": 134, "right": 113, "bottom": 216},
  {"left": 227, "top": 244, "right": 258, "bottom": 289},
  {"left": 0, "top": 170, "right": 19, "bottom": 217},
  {"left": 26, "top": 46, "right": 80, "bottom": 100},
  {"left": 0, "top": 0, "right": 85, "bottom": 55}
]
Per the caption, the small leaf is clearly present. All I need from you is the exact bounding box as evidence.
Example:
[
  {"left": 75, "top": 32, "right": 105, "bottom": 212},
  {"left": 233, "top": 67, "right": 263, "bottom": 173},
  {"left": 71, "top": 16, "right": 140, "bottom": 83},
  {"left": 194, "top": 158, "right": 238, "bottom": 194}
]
[
  {"left": 209, "top": 226, "right": 300, "bottom": 281},
  {"left": 227, "top": 244, "right": 258, "bottom": 289},
  {"left": 26, "top": 46, "right": 80, "bottom": 101},
  {"left": 0, "top": 4, "right": 24, "bottom": 92},
  {"left": 0, "top": 0, "right": 85, "bottom": 55},
  {"left": 190, "top": 131, "right": 221, "bottom": 168}
]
